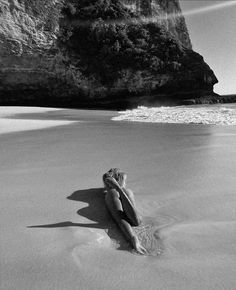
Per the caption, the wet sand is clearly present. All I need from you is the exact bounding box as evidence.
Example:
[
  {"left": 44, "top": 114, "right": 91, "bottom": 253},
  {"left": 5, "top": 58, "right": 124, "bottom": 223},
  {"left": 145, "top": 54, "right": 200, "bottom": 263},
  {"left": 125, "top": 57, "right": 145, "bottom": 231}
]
[{"left": 1, "top": 107, "right": 236, "bottom": 289}]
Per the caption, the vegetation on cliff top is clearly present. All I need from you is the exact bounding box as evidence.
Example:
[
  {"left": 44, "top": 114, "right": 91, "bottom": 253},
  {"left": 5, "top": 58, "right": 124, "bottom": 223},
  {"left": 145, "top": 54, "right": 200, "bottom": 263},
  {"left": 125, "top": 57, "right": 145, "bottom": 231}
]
[{"left": 59, "top": 0, "right": 187, "bottom": 88}]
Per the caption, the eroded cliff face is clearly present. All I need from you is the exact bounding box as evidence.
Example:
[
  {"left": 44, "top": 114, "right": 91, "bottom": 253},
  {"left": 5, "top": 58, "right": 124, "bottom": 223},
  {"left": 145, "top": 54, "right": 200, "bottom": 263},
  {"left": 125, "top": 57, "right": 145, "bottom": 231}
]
[
  {"left": 0, "top": 0, "right": 218, "bottom": 108},
  {"left": 0, "top": 0, "right": 72, "bottom": 105}
]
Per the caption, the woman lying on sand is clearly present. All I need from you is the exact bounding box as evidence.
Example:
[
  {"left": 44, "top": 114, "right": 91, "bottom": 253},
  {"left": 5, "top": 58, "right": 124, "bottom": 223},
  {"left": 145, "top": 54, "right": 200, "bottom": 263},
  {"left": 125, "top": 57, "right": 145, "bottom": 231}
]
[{"left": 103, "top": 168, "right": 147, "bottom": 255}]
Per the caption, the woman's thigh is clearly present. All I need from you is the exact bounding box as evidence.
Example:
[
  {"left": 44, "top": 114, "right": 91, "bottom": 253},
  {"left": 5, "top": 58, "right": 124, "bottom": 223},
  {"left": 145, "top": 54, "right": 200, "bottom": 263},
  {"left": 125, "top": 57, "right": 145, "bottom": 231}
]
[
  {"left": 122, "top": 188, "right": 142, "bottom": 226},
  {"left": 105, "top": 189, "right": 125, "bottom": 221},
  {"left": 123, "top": 188, "right": 136, "bottom": 206},
  {"left": 105, "top": 189, "right": 122, "bottom": 208}
]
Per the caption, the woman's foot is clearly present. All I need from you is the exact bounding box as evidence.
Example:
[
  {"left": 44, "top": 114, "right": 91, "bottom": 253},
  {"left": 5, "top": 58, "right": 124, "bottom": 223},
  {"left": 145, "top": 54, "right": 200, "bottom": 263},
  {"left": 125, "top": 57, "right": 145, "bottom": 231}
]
[{"left": 132, "top": 236, "right": 147, "bottom": 255}]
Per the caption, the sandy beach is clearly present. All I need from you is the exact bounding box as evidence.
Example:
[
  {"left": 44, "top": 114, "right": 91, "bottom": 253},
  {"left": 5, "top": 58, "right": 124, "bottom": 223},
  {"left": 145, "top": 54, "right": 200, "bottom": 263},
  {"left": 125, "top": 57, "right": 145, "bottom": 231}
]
[{"left": 1, "top": 107, "right": 236, "bottom": 290}]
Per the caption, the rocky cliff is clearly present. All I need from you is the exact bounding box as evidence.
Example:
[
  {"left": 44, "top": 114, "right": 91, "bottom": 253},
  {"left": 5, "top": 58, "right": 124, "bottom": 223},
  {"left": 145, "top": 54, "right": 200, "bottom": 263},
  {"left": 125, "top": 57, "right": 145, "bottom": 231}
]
[{"left": 0, "top": 0, "right": 219, "bottom": 108}]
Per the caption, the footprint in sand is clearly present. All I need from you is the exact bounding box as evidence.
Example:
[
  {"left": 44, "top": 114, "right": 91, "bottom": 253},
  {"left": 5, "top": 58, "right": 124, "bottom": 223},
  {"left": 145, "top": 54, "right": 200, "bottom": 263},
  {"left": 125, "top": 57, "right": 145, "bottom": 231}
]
[
  {"left": 133, "top": 223, "right": 164, "bottom": 256},
  {"left": 72, "top": 215, "right": 178, "bottom": 257},
  {"left": 132, "top": 214, "right": 180, "bottom": 256}
]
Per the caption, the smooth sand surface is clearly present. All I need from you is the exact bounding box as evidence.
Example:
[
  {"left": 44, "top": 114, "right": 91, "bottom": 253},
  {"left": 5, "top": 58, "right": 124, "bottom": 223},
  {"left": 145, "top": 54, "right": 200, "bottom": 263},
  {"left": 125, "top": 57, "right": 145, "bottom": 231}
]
[
  {"left": 0, "top": 107, "right": 75, "bottom": 134},
  {"left": 1, "top": 107, "right": 236, "bottom": 290}
]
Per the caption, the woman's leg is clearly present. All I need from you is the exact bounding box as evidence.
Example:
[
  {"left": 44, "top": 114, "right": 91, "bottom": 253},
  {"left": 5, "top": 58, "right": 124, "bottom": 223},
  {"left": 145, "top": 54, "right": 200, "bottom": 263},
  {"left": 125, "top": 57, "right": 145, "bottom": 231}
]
[
  {"left": 123, "top": 188, "right": 136, "bottom": 207},
  {"left": 121, "top": 188, "right": 142, "bottom": 227},
  {"left": 105, "top": 188, "right": 146, "bottom": 254}
]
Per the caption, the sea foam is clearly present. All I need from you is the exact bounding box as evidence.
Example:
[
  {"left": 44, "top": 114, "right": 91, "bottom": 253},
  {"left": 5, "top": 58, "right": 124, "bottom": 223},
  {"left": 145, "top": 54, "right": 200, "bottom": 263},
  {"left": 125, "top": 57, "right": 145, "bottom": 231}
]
[{"left": 112, "top": 105, "right": 236, "bottom": 125}]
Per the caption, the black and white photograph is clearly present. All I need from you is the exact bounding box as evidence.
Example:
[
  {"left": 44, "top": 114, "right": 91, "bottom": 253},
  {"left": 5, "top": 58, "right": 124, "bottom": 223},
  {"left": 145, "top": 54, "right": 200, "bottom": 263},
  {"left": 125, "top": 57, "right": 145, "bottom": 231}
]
[{"left": 1, "top": 1, "right": 236, "bottom": 289}]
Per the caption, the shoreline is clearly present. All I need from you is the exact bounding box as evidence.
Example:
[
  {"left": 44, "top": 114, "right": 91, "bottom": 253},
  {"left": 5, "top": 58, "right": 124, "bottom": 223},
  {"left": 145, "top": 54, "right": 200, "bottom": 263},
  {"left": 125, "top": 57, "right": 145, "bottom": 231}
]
[
  {"left": 0, "top": 94, "right": 235, "bottom": 110},
  {"left": 180, "top": 94, "right": 236, "bottom": 105}
]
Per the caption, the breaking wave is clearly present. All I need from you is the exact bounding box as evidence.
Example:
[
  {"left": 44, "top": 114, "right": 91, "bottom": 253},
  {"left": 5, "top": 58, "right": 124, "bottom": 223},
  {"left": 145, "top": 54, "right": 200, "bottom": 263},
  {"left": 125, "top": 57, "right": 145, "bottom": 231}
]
[{"left": 112, "top": 105, "right": 236, "bottom": 125}]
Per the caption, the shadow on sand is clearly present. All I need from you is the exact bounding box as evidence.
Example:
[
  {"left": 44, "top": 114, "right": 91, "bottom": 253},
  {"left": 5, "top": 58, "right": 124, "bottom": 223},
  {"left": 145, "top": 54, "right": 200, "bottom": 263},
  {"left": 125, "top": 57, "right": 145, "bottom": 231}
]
[{"left": 28, "top": 188, "right": 130, "bottom": 251}]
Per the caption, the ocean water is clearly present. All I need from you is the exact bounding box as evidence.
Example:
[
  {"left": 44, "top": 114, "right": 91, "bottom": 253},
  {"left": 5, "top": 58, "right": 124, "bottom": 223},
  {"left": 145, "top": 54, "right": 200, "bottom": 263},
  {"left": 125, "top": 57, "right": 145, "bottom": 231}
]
[{"left": 113, "top": 104, "right": 236, "bottom": 125}]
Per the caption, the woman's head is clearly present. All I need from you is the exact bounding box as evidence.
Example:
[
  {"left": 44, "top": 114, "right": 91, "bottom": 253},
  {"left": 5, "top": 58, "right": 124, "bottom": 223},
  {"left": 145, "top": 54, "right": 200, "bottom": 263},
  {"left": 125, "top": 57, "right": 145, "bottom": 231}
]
[{"left": 103, "top": 168, "right": 127, "bottom": 188}]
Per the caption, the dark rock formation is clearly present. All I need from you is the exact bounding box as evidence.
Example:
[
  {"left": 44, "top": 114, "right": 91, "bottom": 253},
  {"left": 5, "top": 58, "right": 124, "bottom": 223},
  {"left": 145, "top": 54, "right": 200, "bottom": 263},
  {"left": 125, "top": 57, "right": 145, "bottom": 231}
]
[{"left": 0, "top": 0, "right": 219, "bottom": 109}]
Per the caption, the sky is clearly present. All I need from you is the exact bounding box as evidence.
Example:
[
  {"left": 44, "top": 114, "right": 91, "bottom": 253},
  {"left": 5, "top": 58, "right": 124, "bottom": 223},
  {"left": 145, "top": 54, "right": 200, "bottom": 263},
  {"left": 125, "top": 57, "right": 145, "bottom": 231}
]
[{"left": 179, "top": 0, "right": 236, "bottom": 95}]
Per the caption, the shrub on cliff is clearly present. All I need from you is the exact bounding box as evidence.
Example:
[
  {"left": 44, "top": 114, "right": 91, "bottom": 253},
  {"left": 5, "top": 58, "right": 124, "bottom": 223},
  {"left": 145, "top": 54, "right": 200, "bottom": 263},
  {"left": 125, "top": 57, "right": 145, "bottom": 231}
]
[
  {"left": 62, "top": 0, "right": 133, "bottom": 20},
  {"left": 59, "top": 0, "right": 185, "bottom": 86}
]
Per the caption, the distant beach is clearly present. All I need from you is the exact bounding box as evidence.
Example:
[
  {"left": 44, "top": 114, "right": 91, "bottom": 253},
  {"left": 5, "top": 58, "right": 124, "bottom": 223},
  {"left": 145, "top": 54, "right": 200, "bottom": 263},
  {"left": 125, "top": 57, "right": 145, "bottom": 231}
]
[{"left": 1, "top": 106, "right": 236, "bottom": 290}]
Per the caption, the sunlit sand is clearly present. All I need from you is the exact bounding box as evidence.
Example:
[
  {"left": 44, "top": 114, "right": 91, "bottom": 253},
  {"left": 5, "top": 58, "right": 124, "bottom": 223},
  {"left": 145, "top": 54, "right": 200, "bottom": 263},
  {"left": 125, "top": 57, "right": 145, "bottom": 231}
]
[
  {"left": 0, "top": 107, "right": 75, "bottom": 134},
  {"left": 1, "top": 107, "right": 236, "bottom": 289}
]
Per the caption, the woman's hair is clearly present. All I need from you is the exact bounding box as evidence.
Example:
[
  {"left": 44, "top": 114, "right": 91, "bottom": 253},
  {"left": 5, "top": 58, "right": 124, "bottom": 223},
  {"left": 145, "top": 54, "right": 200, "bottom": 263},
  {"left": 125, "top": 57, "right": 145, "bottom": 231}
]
[{"left": 103, "top": 168, "right": 127, "bottom": 188}]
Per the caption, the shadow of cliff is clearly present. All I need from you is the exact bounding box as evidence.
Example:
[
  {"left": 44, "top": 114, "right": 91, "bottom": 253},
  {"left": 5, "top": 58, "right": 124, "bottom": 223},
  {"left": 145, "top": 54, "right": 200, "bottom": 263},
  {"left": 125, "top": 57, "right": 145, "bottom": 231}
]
[{"left": 28, "top": 187, "right": 129, "bottom": 251}]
